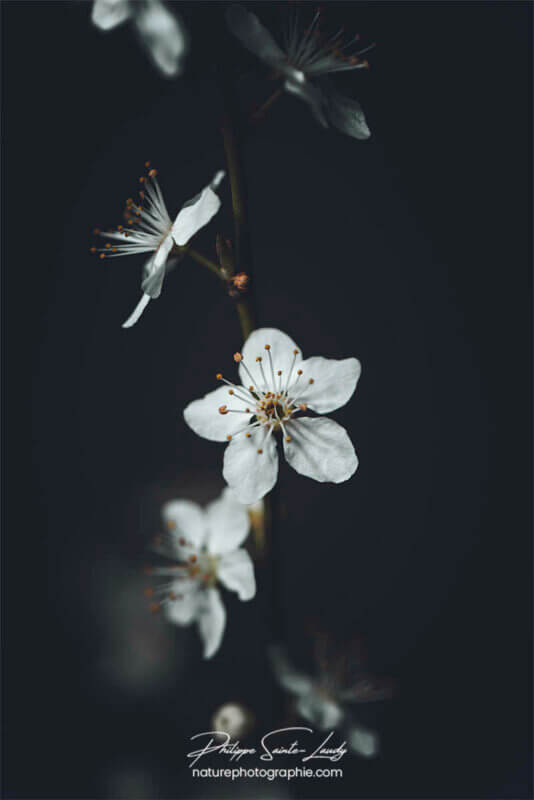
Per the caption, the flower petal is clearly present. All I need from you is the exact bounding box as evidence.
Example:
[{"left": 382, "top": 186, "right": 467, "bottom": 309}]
[
  {"left": 162, "top": 499, "right": 207, "bottom": 557},
  {"left": 171, "top": 173, "right": 224, "bottom": 246},
  {"left": 223, "top": 429, "right": 279, "bottom": 504},
  {"left": 293, "top": 356, "right": 361, "bottom": 414},
  {"left": 122, "top": 293, "right": 151, "bottom": 329},
  {"left": 239, "top": 328, "right": 302, "bottom": 391},
  {"left": 217, "top": 549, "right": 256, "bottom": 601},
  {"left": 133, "top": 0, "right": 188, "bottom": 77},
  {"left": 140, "top": 234, "right": 174, "bottom": 299},
  {"left": 164, "top": 581, "right": 199, "bottom": 625},
  {"left": 325, "top": 87, "right": 371, "bottom": 140},
  {"left": 270, "top": 646, "right": 314, "bottom": 697},
  {"left": 284, "top": 76, "right": 329, "bottom": 128},
  {"left": 184, "top": 385, "right": 253, "bottom": 443},
  {"left": 226, "top": 5, "right": 286, "bottom": 70},
  {"left": 283, "top": 417, "right": 358, "bottom": 483},
  {"left": 92, "top": 0, "right": 131, "bottom": 30},
  {"left": 197, "top": 588, "right": 226, "bottom": 659},
  {"left": 348, "top": 724, "right": 379, "bottom": 758},
  {"left": 296, "top": 691, "right": 344, "bottom": 731},
  {"left": 206, "top": 491, "right": 250, "bottom": 555}
]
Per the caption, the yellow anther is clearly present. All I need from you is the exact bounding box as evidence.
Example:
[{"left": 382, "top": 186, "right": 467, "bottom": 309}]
[
  {"left": 264, "top": 344, "right": 270, "bottom": 350},
  {"left": 219, "top": 405, "right": 228, "bottom": 415},
  {"left": 233, "top": 352, "right": 242, "bottom": 362},
  {"left": 216, "top": 373, "right": 223, "bottom": 380},
  {"left": 257, "top": 448, "right": 263, "bottom": 454}
]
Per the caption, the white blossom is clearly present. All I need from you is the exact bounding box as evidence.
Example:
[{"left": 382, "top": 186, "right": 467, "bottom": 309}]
[
  {"left": 93, "top": 165, "right": 224, "bottom": 327},
  {"left": 91, "top": 0, "right": 189, "bottom": 77},
  {"left": 270, "top": 646, "right": 382, "bottom": 758},
  {"left": 184, "top": 328, "right": 360, "bottom": 504},
  {"left": 146, "top": 489, "right": 256, "bottom": 659},
  {"left": 226, "top": 4, "right": 372, "bottom": 139}
]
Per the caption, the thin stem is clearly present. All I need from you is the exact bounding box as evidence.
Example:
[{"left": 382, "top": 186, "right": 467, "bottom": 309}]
[
  {"left": 176, "top": 245, "right": 222, "bottom": 278},
  {"left": 251, "top": 85, "right": 283, "bottom": 122}
]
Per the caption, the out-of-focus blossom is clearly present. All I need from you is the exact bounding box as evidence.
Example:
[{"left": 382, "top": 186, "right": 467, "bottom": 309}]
[
  {"left": 91, "top": 0, "right": 189, "bottom": 77},
  {"left": 270, "top": 638, "right": 393, "bottom": 758},
  {"left": 212, "top": 701, "right": 254, "bottom": 739},
  {"left": 146, "top": 490, "right": 256, "bottom": 659},
  {"left": 184, "top": 328, "right": 360, "bottom": 503},
  {"left": 226, "top": 4, "right": 371, "bottom": 139},
  {"left": 92, "top": 165, "right": 224, "bottom": 327}
]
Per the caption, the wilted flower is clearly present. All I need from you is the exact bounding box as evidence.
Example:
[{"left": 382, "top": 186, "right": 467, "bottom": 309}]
[
  {"left": 93, "top": 165, "right": 224, "bottom": 327},
  {"left": 226, "top": 4, "right": 372, "bottom": 139},
  {"left": 91, "top": 0, "right": 189, "bottom": 77},
  {"left": 146, "top": 490, "right": 256, "bottom": 659},
  {"left": 271, "top": 638, "right": 392, "bottom": 758},
  {"left": 184, "top": 328, "right": 360, "bottom": 504}
]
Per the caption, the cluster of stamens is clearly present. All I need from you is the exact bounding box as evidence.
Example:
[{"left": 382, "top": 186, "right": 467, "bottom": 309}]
[
  {"left": 216, "top": 344, "right": 313, "bottom": 453},
  {"left": 283, "top": 5, "right": 373, "bottom": 73},
  {"left": 90, "top": 162, "right": 173, "bottom": 260},
  {"left": 144, "top": 517, "right": 217, "bottom": 614}
]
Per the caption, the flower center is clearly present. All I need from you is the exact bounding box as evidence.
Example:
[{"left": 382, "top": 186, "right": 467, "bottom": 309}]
[
  {"left": 144, "top": 526, "right": 218, "bottom": 613},
  {"left": 216, "top": 343, "right": 313, "bottom": 449}
]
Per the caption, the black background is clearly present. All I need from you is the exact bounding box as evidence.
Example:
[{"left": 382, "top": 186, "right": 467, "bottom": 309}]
[{"left": 2, "top": 1, "right": 532, "bottom": 798}]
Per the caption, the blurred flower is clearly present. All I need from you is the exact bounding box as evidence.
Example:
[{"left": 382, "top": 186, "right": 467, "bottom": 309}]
[
  {"left": 91, "top": 0, "right": 189, "bottom": 77},
  {"left": 184, "top": 327, "right": 360, "bottom": 503},
  {"left": 93, "top": 165, "right": 224, "bottom": 327},
  {"left": 226, "top": 4, "right": 371, "bottom": 140},
  {"left": 271, "top": 639, "right": 392, "bottom": 758},
  {"left": 146, "top": 490, "right": 256, "bottom": 659},
  {"left": 212, "top": 701, "right": 254, "bottom": 739}
]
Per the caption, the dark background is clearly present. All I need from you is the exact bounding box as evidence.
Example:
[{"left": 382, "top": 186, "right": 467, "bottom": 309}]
[{"left": 2, "top": 1, "right": 532, "bottom": 798}]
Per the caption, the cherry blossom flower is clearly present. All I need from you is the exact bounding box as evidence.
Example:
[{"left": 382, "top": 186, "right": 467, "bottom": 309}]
[
  {"left": 145, "top": 490, "right": 256, "bottom": 659},
  {"left": 184, "top": 328, "right": 360, "bottom": 504},
  {"left": 91, "top": 0, "right": 188, "bottom": 77},
  {"left": 226, "top": 4, "right": 372, "bottom": 139},
  {"left": 271, "top": 641, "right": 392, "bottom": 758},
  {"left": 92, "top": 165, "right": 224, "bottom": 327}
]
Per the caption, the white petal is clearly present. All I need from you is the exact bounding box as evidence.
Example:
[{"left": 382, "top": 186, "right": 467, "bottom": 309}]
[
  {"left": 284, "top": 76, "right": 329, "bottom": 128},
  {"left": 133, "top": 0, "right": 188, "bottom": 77},
  {"left": 184, "top": 385, "right": 253, "bottom": 443},
  {"left": 140, "top": 234, "right": 174, "bottom": 299},
  {"left": 348, "top": 724, "right": 379, "bottom": 758},
  {"left": 92, "top": 0, "right": 131, "bottom": 30},
  {"left": 197, "top": 588, "right": 226, "bottom": 659},
  {"left": 161, "top": 499, "right": 207, "bottom": 557},
  {"left": 283, "top": 417, "right": 358, "bottom": 483},
  {"left": 206, "top": 491, "right": 250, "bottom": 555},
  {"left": 122, "top": 293, "right": 151, "bottom": 328},
  {"left": 269, "top": 646, "right": 314, "bottom": 697},
  {"left": 325, "top": 88, "right": 371, "bottom": 140},
  {"left": 171, "top": 176, "right": 223, "bottom": 246},
  {"left": 296, "top": 691, "right": 344, "bottom": 731},
  {"left": 223, "top": 428, "right": 278, "bottom": 504},
  {"left": 217, "top": 549, "right": 256, "bottom": 600},
  {"left": 239, "top": 328, "right": 302, "bottom": 391},
  {"left": 226, "top": 5, "right": 286, "bottom": 69},
  {"left": 294, "top": 357, "right": 361, "bottom": 414},
  {"left": 164, "top": 582, "right": 199, "bottom": 625}
]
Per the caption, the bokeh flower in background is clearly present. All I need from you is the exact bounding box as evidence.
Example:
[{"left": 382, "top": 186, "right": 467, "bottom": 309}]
[
  {"left": 226, "top": 4, "right": 371, "bottom": 139},
  {"left": 91, "top": 0, "right": 189, "bottom": 77},
  {"left": 270, "top": 636, "right": 393, "bottom": 758},
  {"left": 211, "top": 701, "right": 255, "bottom": 739},
  {"left": 93, "top": 166, "right": 225, "bottom": 327},
  {"left": 146, "top": 491, "right": 256, "bottom": 659},
  {"left": 184, "top": 327, "right": 361, "bottom": 503}
]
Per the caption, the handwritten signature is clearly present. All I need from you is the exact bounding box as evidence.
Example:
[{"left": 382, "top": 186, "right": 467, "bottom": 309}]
[{"left": 187, "top": 727, "right": 348, "bottom": 767}]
